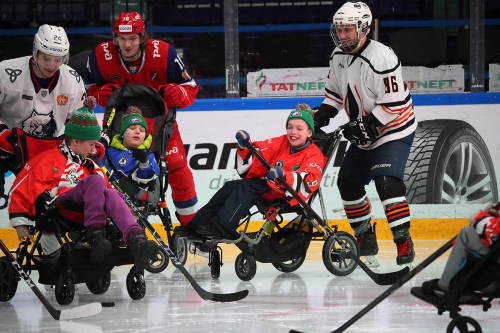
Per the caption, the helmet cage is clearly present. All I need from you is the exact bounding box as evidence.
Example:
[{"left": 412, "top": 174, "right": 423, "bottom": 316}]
[{"left": 32, "top": 24, "right": 70, "bottom": 65}]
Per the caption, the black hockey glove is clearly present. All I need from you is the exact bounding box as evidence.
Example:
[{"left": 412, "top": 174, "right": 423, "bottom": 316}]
[
  {"left": 132, "top": 149, "right": 149, "bottom": 164},
  {"left": 312, "top": 104, "right": 339, "bottom": 131},
  {"left": 342, "top": 116, "right": 378, "bottom": 146}
]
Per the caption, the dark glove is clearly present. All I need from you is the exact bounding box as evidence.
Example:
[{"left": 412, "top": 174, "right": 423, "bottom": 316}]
[
  {"left": 158, "top": 83, "right": 187, "bottom": 108},
  {"left": 132, "top": 149, "right": 149, "bottom": 164},
  {"left": 96, "top": 83, "right": 119, "bottom": 107},
  {"left": 235, "top": 130, "right": 250, "bottom": 149},
  {"left": 0, "top": 122, "right": 14, "bottom": 158},
  {"left": 99, "top": 130, "right": 110, "bottom": 149},
  {"left": 313, "top": 105, "right": 339, "bottom": 130},
  {"left": 267, "top": 166, "right": 284, "bottom": 181},
  {"left": 342, "top": 116, "right": 378, "bottom": 145}
]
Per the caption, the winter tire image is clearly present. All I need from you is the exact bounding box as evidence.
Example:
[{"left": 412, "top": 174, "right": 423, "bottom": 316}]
[{"left": 405, "top": 119, "right": 498, "bottom": 204}]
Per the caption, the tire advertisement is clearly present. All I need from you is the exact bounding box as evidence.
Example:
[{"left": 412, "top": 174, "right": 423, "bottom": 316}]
[{"left": 0, "top": 103, "right": 498, "bottom": 228}]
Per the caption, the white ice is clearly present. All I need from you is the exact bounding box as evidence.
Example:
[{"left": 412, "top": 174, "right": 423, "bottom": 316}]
[{"left": 1, "top": 240, "right": 499, "bottom": 333}]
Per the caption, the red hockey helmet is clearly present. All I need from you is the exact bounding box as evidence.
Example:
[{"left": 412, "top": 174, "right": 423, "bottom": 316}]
[{"left": 113, "top": 12, "right": 145, "bottom": 34}]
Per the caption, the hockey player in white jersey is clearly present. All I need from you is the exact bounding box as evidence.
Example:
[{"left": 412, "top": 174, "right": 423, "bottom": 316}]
[
  {"left": 313, "top": 2, "right": 417, "bottom": 269},
  {"left": 0, "top": 25, "right": 87, "bottom": 256}
]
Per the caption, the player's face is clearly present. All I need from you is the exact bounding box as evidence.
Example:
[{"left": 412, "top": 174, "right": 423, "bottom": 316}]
[
  {"left": 334, "top": 24, "right": 359, "bottom": 48},
  {"left": 72, "top": 139, "right": 98, "bottom": 158},
  {"left": 116, "top": 33, "right": 141, "bottom": 57},
  {"left": 287, "top": 119, "right": 312, "bottom": 147},
  {"left": 35, "top": 52, "right": 64, "bottom": 77},
  {"left": 122, "top": 125, "right": 147, "bottom": 149}
]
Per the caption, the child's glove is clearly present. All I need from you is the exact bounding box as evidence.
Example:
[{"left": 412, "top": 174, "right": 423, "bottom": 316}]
[
  {"left": 158, "top": 84, "right": 187, "bottom": 108},
  {"left": 235, "top": 130, "right": 249, "bottom": 149},
  {"left": 267, "top": 166, "right": 283, "bottom": 181},
  {"left": 99, "top": 130, "right": 110, "bottom": 149},
  {"left": 96, "top": 83, "right": 119, "bottom": 107},
  {"left": 90, "top": 141, "right": 106, "bottom": 160},
  {"left": 132, "top": 149, "right": 149, "bottom": 166}
]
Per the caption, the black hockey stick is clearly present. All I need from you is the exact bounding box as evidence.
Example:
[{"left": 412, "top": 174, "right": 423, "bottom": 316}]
[
  {"left": 98, "top": 165, "right": 249, "bottom": 302},
  {"left": 0, "top": 238, "right": 103, "bottom": 320},
  {"left": 242, "top": 138, "right": 409, "bottom": 286}
]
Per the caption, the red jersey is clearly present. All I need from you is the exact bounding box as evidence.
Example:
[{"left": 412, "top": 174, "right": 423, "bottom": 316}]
[{"left": 84, "top": 39, "right": 198, "bottom": 109}]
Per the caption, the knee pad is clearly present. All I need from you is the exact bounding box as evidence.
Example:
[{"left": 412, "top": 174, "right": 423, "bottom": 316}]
[
  {"left": 374, "top": 176, "right": 406, "bottom": 201},
  {"left": 337, "top": 177, "right": 366, "bottom": 201}
]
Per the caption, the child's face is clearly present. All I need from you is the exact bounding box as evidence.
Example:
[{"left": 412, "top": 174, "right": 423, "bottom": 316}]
[
  {"left": 287, "top": 119, "right": 312, "bottom": 147},
  {"left": 72, "top": 139, "right": 98, "bottom": 158},
  {"left": 122, "top": 125, "right": 146, "bottom": 149}
]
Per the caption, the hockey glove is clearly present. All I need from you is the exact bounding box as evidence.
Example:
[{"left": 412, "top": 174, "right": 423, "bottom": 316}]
[
  {"left": 90, "top": 141, "right": 106, "bottom": 160},
  {"left": 99, "top": 130, "right": 110, "bottom": 149},
  {"left": 267, "top": 166, "right": 284, "bottom": 181},
  {"left": 159, "top": 84, "right": 188, "bottom": 108},
  {"left": 0, "top": 122, "right": 14, "bottom": 159},
  {"left": 96, "top": 83, "right": 119, "bottom": 107},
  {"left": 132, "top": 149, "right": 150, "bottom": 166},
  {"left": 235, "top": 130, "right": 250, "bottom": 150},
  {"left": 312, "top": 104, "right": 339, "bottom": 131},
  {"left": 343, "top": 116, "right": 378, "bottom": 145}
]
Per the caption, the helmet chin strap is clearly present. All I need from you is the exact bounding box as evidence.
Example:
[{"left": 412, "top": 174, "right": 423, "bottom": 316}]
[
  {"left": 31, "top": 58, "right": 51, "bottom": 79},
  {"left": 119, "top": 48, "right": 142, "bottom": 60}
]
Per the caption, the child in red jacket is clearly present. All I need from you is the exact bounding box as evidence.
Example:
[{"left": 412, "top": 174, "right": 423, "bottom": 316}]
[{"left": 175, "top": 103, "right": 325, "bottom": 239}]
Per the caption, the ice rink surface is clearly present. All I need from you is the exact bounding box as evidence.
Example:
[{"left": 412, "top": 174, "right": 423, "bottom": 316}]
[{"left": 1, "top": 240, "right": 499, "bottom": 333}]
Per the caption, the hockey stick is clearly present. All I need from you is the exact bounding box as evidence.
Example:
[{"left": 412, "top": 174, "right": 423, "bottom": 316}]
[
  {"left": 291, "top": 236, "right": 457, "bottom": 333},
  {"left": 98, "top": 165, "right": 249, "bottom": 302},
  {"left": 0, "top": 238, "right": 102, "bottom": 320},
  {"left": 242, "top": 138, "right": 409, "bottom": 286}
]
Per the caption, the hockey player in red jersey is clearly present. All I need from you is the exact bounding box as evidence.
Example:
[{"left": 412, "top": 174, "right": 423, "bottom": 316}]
[
  {"left": 84, "top": 12, "right": 200, "bottom": 226},
  {"left": 313, "top": 2, "right": 417, "bottom": 269}
]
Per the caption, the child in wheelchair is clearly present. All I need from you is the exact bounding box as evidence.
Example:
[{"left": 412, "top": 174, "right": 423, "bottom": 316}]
[
  {"left": 175, "top": 103, "right": 324, "bottom": 240},
  {"left": 100, "top": 106, "right": 160, "bottom": 204},
  {"left": 9, "top": 97, "right": 159, "bottom": 270}
]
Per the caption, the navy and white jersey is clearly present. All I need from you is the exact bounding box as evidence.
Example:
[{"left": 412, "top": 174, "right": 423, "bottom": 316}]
[
  {"left": 323, "top": 39, "right": 416, "bottom": 149},
  {"left": 0, "top": 56, "right": 86, "bottom": 137}
]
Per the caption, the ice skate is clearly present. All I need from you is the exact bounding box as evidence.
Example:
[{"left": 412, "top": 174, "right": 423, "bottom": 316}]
[
  {"left": 356, "top": 222, "right": 380, "bottom": 268},
  {"left": 396, "top": 238, "right": 415, "bottom": 270}
]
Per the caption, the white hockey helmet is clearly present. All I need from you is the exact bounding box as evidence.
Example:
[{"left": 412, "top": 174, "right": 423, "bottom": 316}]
[
  {"left": 330, "top": 2, "right": 372, "bottom": 53},
  {"left": 32, "top": 24, "right": 70, "bottom": 64}
]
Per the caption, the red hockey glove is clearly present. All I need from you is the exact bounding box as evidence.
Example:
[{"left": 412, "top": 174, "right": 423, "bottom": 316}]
[
  {"left": 0, "top": 122, "right": 14, "bottom": 159},
  {"left": 158, "top": 84, "right": 187, "bottom": 108},
  {"left": 90, "top": 141, "right": 106, "bottom": 160},
  {"left": 96, "top": 83, "right": 119, "bottom": 107}
]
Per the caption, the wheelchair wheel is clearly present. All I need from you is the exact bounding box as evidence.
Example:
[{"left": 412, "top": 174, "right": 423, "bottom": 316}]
[
  {"left": 55, "top": 277, "right": 75, "bottom": 305},
  {"left": 146, "top": 246, "right": 169, "bottom": 273},
  {"left": 322, "top": 231, "right": 359, "bottom": 276},
  {"left": 446, "top": 316, "right": 482, "bottom": 333},
  {"left": 0, "top": 257, "right": 18, "bottom": 302},
  {"left": 272, "top": 255, "right": 306, "bottom": 273},
  {"left": 235, "top": 252, "right": 257, "bottom": 281},
  {"left": 171, "top": 233, "right": 188, "bottom": 265},
  {"left": 86, "top": 271, "right": 111, "bottom": 295},
  {"left": 210, "top": 249, "right": 221, "bottom": 279},
  {"left": 126, "top": 267, "right": 146, "bottom": 300}
]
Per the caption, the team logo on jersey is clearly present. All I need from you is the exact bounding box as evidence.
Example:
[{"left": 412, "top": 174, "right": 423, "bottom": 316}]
[
  {"left": 129, "top": 66, "right": 137, "bottom": 73},
  {"left": 118, "top": 156, "right": 129, "bottom": 166},
  {"left": 21, "top": 109, "right": 57, "bottom": 137},
  {"left": 292, "top": 165, "right": 300, "bottom": 172},
  {"left": 5, "top": 68, "right": 22, "bottom": 84},
  {"left": 182, "top": 70, "right": 191, "bottom": 80},
  {"left": 57, "top": 94, "right": 68, "bottom": 106},
  {"left": 41, "top": 91, "right": 48, "bottom": 98},
  {"left": 69, "top": 70, "right": 81, "bottom": 83}
]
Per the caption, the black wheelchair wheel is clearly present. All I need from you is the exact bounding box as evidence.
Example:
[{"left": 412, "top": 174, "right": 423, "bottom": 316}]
[
  {"left": 272, "top": 255, "right": 306, "bottom": 273},
  {"left": 146, "top": 246, "right": 169, "bottom": 274},
  {"left": 55, "top": 277, "right": 75, "bottom": 305},
  {"left": 322, "top": 231, "right": 359, "bottom": 276},
  {"left": 210, "top": 249, "right": 221, "bottom": 279},
  {"left": 0, "top": 257, "right": 18, "bottom": 302},
  {"left": 86, "top": 271, "right": 111, "bottom": 295},
  {"left": 446, "top": 316, "right": 482, "bottom": 333},
  {"left": 171, "top": 233, "right": 188, "bottom": 265},
  {"left": 126, "top": 268, "right": 146, "bottom": 300},
  {"left": 235, "top": 252, "right": 257, "bottom": 281}
]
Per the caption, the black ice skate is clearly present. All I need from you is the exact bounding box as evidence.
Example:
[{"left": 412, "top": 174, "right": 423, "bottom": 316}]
[
  {"left": 396, "top": 238, "right": 415, "bottom": 269},
  {"left": 356, "top": 222, "right": 380, "bottom": 268}
]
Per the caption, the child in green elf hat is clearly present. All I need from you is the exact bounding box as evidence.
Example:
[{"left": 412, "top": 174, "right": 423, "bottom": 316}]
[
  {"left": 101, "top": 106, "right": 159, "bottom": 202},
  {"left": 9, "top": 96, "right": 159, "bottom": 268}
]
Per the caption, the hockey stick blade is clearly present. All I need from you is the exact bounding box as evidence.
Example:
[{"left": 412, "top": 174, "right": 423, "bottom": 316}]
[
  {"left": 0, "top": 239, "right": 103, "bottom": 320},
  {"left": 346, "top": 251, "right": 410, "bottom": 285}
]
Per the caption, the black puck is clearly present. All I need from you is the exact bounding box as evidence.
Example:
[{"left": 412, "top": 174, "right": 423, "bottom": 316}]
[{"left": 101, "top": 302, "right": 115, "bottom": 307}]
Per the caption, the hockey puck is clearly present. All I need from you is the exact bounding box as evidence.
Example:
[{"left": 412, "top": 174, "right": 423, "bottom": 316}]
[{"left": 101, "top": 302, "right": 115, "bottom": 307}]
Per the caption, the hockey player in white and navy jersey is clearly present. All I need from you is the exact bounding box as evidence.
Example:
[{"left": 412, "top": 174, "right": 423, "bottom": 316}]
[
  {"left": 0, "top": 24, "right": 86, "bottom": 256},
  {"left": 313, "top": 2, "right": 416, "bottom": 269}
]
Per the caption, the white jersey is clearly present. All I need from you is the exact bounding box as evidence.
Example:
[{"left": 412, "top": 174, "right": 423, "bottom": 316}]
[
  {"left": 323, "top": 39, "right": 416, "bottom": 149},
  {"left": 0, "top": 56, "right": 86, "bottom": 137}
]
